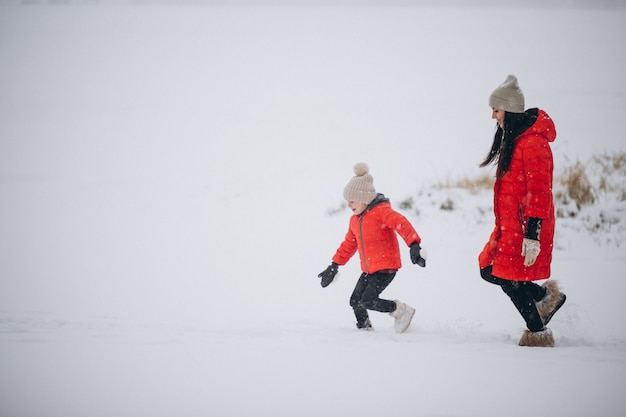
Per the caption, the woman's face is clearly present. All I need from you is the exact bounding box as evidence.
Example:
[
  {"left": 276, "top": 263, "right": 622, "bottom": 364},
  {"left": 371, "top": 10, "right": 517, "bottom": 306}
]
[
  {"left": 492, "top": 107, "right": 505, "bottom": 128},
  {"left": 347, "top": 201, "right": 367, "bottom": 215}
]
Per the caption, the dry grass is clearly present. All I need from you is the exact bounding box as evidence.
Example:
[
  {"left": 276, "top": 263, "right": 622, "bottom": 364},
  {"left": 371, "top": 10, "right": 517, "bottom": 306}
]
[
  {"left": 554, "top": 161, "right": 595, "bottom": 208},
  {"left": 436, "top": 173, "right": 495, "bottom": 194},
  {"left": 590, "top": 153, "right": 626, "bottom": 197},
  {"left": 436, "top": 152, "right": 626, "bottom": 220},
  {"left": 554, "top": 152, "right": 626, "bottom": 216}
]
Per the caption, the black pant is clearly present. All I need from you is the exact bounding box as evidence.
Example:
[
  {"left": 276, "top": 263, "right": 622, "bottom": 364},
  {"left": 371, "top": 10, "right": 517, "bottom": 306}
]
[
  {"left": 480, "top": 266, "right": 546, "bottom": 332},
  {"left": 350, "top": 271, "right": 397, "bottom": 325}
]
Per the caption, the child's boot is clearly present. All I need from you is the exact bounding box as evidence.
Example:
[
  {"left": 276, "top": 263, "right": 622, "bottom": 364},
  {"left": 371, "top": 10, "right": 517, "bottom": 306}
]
[
  {"left": 536, "top": 280, "right": 566, "bottom": 325},
  {"left": 390, "top": 300, "right": 415, "bottom": 334},
  {"left": 518, "top": 328, "right": 554, "bottom": 347},
  {"left": 356, "top": 318, "right": 373, "bottom": 331}
]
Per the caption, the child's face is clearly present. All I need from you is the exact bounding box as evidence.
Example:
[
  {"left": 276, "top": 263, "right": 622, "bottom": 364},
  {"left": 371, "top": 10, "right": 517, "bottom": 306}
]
[{"left": 347, "top": 201, "right": 367, "bottom": 215}]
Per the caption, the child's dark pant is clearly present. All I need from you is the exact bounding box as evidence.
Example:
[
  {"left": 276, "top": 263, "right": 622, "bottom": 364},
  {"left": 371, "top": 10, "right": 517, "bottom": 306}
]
[
  {"left": 350, "top": 271, "right": 396, "bottom": 325},
  {"left": 480, "top": 266, "right": 546, "bottom": 332}
]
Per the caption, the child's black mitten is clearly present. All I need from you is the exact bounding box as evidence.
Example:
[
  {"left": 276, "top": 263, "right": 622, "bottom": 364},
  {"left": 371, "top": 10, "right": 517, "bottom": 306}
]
[
  {"left": 318, "top": 262, "right": 339, "bottom": 287},
  {"left": 410, "top": 242, "right": 426, "bottom": 267}
]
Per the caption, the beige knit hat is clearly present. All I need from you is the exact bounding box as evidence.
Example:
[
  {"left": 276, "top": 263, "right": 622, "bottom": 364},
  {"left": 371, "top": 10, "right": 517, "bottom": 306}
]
[
  {"left": 343, "top": 162, "right": 377, "bottom": 204},
  {"left": 489, "top": 74, "right": 525, "bottom": 113}
]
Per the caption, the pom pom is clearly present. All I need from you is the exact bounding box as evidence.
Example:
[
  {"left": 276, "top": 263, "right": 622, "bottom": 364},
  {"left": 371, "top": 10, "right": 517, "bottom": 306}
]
[
  {"left": 353, "top": 162, "right": 369, "bottom": 177},
  {"left": 503, "top": 74, "right": 518, "bottom": 86}
]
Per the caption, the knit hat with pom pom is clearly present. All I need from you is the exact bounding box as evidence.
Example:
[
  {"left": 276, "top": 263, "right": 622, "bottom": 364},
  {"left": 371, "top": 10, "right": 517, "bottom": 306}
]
[
  {"left": 489, "top": 74, "right": 525, "bottom": 113},
  {"left": 343, "top": 162, "right": 377, "bottom": 204}
]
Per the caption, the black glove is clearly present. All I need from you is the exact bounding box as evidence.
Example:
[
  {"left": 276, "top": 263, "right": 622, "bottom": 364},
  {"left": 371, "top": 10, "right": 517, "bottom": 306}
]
[
  {"left": 318, "top": 262, "right": 339, "bottom": 288},
  {"left": 410, "top": 242, "right": 426, "bottom": 267}
]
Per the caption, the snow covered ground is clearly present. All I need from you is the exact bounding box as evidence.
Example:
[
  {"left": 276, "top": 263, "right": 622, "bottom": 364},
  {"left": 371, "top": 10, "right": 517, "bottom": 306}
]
[{"left": 1, "top": 1, "right": 625, "bottom": 416}]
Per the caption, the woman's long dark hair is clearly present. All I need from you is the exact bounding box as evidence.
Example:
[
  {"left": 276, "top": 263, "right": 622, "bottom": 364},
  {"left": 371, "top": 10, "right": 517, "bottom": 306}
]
[{"left": 480, "top": 109, "right": 538, "bottom": 178}]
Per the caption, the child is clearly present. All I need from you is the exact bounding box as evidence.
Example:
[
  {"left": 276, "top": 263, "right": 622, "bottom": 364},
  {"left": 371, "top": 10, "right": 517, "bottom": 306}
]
[{"left": 318, "top": 162, "right": 426, "bottom": 333}]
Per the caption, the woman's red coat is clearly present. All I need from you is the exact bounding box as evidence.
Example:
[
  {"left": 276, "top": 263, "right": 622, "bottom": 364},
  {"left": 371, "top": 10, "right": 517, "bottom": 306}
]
[
  {"left": 333, "top": 197, "right": 420, "bottom": 274},
  {"left": 479, "top": 109, "right": 556, "bottom": 281}
]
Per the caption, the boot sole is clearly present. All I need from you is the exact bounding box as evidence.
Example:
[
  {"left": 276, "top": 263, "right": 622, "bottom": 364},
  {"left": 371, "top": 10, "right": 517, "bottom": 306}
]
[{"left": 543, "top": 293, "right": 566, "bottom": 325}]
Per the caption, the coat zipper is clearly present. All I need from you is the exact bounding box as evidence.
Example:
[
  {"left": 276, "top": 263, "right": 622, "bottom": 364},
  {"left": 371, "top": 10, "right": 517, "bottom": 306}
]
[{"left": 358, "top": 215, "right": 370, "bottom": 274}]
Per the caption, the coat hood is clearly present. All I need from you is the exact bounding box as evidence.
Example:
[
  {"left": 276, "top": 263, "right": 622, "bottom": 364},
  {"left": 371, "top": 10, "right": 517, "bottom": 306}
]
[
  {"left": 361, "top": 193, "right": 389, "bottom": 215},
  {"left": 524, "top": 108, "right": 556, "bottom": 143}
]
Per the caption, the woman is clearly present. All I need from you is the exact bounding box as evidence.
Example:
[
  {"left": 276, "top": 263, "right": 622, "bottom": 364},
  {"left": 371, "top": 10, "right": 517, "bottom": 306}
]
[{"left": 479, "top": 75, "right": 566, "bottom": 347}]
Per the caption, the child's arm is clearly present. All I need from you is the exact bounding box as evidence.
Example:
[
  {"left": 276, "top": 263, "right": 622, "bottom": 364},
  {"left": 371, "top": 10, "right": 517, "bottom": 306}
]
[
  {"left": 383, "top": 207, "right": 426, "bottom": 267},
  {"left": 381, "top": 207, "right": 421, "bottom": 247},
  {"left": 331, "top": 229, "right": 358, "bottom": 266}
]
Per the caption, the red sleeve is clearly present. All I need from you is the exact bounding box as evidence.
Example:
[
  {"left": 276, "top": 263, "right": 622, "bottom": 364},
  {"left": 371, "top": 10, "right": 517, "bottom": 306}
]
[
  {"left": 521, "top": 136, "right": 554, "bottom": 219},
  {"left": 380, "top": 206, "right": 421, "bottom": 246},
  {"left": 332, "top": 223, "right": 358, "bottom": 266}
]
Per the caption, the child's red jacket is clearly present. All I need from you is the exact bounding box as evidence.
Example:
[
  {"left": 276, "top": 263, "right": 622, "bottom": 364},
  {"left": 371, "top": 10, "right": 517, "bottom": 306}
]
[{"left": 332, "top": 195, "right": 421, "bottom": 274}]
